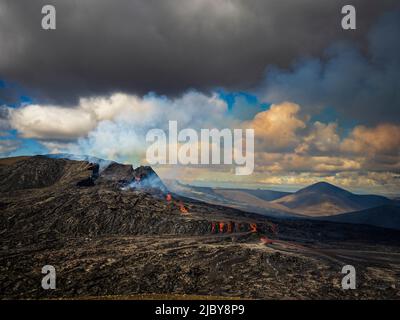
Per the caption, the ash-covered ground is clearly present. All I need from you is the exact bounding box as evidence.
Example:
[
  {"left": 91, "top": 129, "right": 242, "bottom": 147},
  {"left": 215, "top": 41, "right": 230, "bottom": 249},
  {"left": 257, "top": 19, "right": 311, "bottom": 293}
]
[{"left": 1, "top": 156, "right": 400, "bottom": 299}]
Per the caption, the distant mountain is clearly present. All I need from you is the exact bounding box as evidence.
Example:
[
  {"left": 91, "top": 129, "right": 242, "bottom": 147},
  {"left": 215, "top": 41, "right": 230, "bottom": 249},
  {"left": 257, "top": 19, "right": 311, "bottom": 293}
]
[
  {"left": 321, "top": 205, "right": 400, "bottom": 230},
  {"left": 272, "top": 181, "right": 392, "bottom": 216},
  {"left": 218, "top": 188, "right": 290, "bottom": 202},
  {"left": 164, "top": 180, "right": 295, "bottom": 218}
]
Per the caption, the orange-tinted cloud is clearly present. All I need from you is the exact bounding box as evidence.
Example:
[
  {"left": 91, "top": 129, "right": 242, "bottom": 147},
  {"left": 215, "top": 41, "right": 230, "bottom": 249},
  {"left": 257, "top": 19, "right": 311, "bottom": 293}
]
[
  {"left": 341, "top": 123, "right": 400, "bottom": 155},
  {"left": 244, "top": 102, "right": 306, "bottom": 151},
  {"left": 295, "top": 122, "right": 340, "bottom": 154}
]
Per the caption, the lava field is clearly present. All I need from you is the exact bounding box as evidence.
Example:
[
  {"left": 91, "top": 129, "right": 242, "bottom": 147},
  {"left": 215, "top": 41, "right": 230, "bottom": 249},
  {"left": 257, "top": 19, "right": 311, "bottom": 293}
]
[{"left": 1, "top": 156, "right": 400, "bottom": 299}]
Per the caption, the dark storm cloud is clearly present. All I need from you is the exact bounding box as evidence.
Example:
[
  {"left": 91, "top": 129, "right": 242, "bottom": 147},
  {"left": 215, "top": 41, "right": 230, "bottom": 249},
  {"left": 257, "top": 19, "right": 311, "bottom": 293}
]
[
  {"left": 261, "top": 10, "right": 400, "bottom": 125},
  {"left": 0, "top": 0, "right": 398, "bottom": 104},
  {"left": 0, "top": 105, "right": 11, "bottom": 131}
]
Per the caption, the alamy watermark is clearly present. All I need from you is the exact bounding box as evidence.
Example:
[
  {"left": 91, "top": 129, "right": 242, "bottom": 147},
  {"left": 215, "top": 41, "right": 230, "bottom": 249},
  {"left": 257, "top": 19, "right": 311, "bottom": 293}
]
[
  {"left": 41, "top": 5, "right": 56, "bottom": 30},
  {"left": 341, "top": 265, "right": 356, "bottom": 290},
  {"left": 146, "top": 121, "right": 254, "bottom": 175},
  {"left": 41, "top": 265, "right": 56, "bottom": 290},
  {"left": 341, "top": 5, "right": 357, "bottom": 30}
]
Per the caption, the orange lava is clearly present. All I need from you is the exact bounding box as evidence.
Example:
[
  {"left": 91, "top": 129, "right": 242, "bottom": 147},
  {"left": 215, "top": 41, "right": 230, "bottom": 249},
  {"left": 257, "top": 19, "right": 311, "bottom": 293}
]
[
  {"left": 250, "top": 223, "right": 257, "bottom": 233},
  {"left": 260, "top": 236, "right": 273, "bottom": 245},
  {"left": 179, "top": 202, "right": 189, "bottom": 214}
]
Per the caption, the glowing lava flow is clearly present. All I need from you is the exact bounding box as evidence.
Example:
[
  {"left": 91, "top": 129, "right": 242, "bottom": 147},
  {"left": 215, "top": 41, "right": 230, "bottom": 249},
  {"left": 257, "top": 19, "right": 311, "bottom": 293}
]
[
  {"left": 260, "top": 236, "right": 273, "bottom": 245},
  {"left": 164, "top": 194, "right": 189, "bottom": 215},
  {"left": 179, "top": 202, "right": 189, "bottom": 214}
]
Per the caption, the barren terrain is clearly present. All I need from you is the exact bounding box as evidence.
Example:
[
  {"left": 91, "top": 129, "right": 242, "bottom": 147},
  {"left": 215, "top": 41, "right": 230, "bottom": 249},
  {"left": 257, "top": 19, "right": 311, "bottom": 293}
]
[{"left": 1, "top": 156, "right": 400, "bottom": 299}]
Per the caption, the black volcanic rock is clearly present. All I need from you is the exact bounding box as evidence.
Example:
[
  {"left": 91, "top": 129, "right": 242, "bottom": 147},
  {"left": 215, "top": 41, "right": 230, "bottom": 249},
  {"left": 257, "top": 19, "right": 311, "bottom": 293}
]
[
  {"left": 130, "top": 165, "right": 168, "bottom": 192},
  {"left": 85, "top": 160, "right": 168, "bottom": 192},
  {"left": 0, "top": 156, "right": 63, "bottom": 191},
  {"left": 0, "top": 155, "right": 97, "bottom": 192},
  {"left": 0, "top": 156, "right": 265, "bottom": 244},
  {"left": 46, "top": 153, "right": 113, "bottom": 171},
  {"left": 99, "top": 162, "right": 135, "bottom": 182},
  {"left": 1, "top": 156, "right": 400, "bottom": 300}
]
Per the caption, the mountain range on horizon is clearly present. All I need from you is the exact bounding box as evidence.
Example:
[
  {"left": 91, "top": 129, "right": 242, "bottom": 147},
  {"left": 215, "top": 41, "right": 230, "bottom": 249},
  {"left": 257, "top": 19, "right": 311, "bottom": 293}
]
[
  {"left": 166, "top": 178, "right": 400, "bottom": 230},
  {"left": 1, "top": 154, "right": 399, "bottom": 231}
]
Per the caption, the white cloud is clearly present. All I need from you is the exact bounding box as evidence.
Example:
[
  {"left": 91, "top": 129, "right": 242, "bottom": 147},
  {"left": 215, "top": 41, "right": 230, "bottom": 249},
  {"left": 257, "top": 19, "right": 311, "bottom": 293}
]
[
  {"left": 10, "top": 91, "right": 229, "bottom": 141},
  {"left": 10, "top": 91, "right": 230, "bottom": 163},
  {"left": 0, "top": 139, "right": 20, "bottom": 154},
  {"left": 10, "top": 104, "right": 97, "bottom": 140}
]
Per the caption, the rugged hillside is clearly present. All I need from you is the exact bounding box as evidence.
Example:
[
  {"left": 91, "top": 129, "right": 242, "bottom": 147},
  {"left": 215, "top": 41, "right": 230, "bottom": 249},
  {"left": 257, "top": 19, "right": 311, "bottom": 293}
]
[
  {"left": 46, "top": 153, "right": 113, "bottom": 171},
  {"left": 1, "top": 156, "right": 400, "bottom": 300},
  {"left": 0, "top": 156, "right": 277, "bottom": 246},
  {"left": 0, "top": 156, "right": 97, "bottom": 192},
  {"left": 272, "top": 182, "right": 392, "bottom": 216}
]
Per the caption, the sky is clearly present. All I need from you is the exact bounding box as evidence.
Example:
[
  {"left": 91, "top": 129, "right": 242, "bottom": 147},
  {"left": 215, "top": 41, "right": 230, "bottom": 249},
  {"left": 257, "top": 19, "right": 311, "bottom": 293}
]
[{"left": 0, "top": 0, "right": 399, "bottom": 195}]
